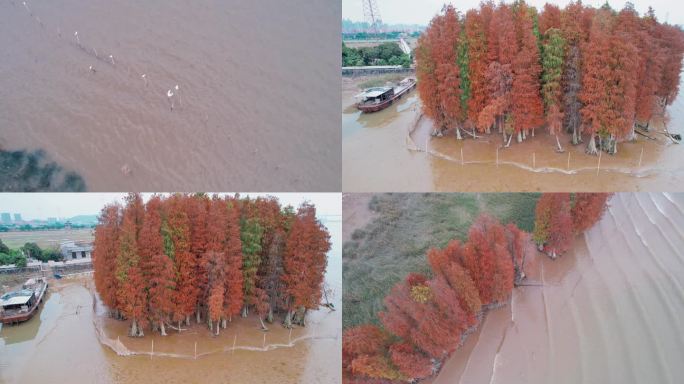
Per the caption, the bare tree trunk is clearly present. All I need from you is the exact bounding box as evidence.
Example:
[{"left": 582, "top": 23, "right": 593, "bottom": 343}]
[
  {"left": 241, "top": 306, "right": 248, "bottom": 318},
  {"left": 267, "top": 307, "right": 274, "bottom": 323},
  {"left": 259, "top": 316, "right": 269, "bottom": 331},
  {"left": 222, "top": 318, "right": 227, "bottom": 329},
  {"left": 572, "top": 125, "right": 579, "bottom": 145},
  {"left": 215, "top": 321, "right": 220, "bottom": 336},
  {"left": 555, "top": 134, "right": 563, "bottom": 152},
  {"left": 129, "top": 319, "right": 138, "bottom": 337},
  {"left": 160, "top": 321, "right": 167, "bottom": 336},
  {"left": 186, "top": 315, "right": 191, "bottom": 327},
  {"left": 284, "top": 310, "right": 293, "bottom": 328},
  {"left": 455, "top": 126, "right": 463, "bottom": 140},
  {"left": 505, "top": 133, "right": 513, "bottom": 148},
  {"left": 586, "top": 134, "right": 598, "bottom": 155}
]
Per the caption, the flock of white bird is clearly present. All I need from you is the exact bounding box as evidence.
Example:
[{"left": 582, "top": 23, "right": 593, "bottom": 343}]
[{"left": 17, "top": 0, "right": 184, "bottom": 111}]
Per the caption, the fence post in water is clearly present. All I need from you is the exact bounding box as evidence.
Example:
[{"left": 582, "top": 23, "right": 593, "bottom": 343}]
[
  {"left": 597, "top": 151, "right": 602, "bottom": 176},
  {"left": 567, "top": 152, "right": 570, "bottom": 170},
  {"left": 496, "top": 146, "right": 499, "bottom": 167},
  {"left": 151, "top": 339, "right": 154, "bottom": 359},
  {"left": 533, "top": 152, "right": 536, "bottom": 169},
  {"left": 461, "top": 147, "right": 464, "bottom": 166},
  {"left": 638, "top": 145, "right": 644, "bottom": 168},
  {"left": 289, "top": 328, "right": 292, "bottom": 345},
  {"left": 194, "top": 341, "right": 197, "bottom": 359},
  {"left": 263, "top": 333, "right": 266, "bottom": 349},
  {"left": 232, "top": 334, "right": 237, "bottom": 354}
]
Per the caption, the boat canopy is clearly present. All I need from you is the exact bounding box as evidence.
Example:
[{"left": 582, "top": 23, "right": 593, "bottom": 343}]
[
  {"left": 1, "top": 289, "right": 34, "bottom": 307},
  {"left": 355, "top": 86, "right": 393, "bottom": 100}
]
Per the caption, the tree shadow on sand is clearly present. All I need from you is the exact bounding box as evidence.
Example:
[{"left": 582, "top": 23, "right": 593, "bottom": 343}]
[{"left": 0, "top": 149, "right": 86, "bottom": 191}]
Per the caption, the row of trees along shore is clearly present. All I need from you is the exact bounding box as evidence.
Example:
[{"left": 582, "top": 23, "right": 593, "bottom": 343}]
[
  {"left": 93, "top": 193, "right": 331, "bottom": 337},
  {"left": 416, "top": 1, "right": 684, "bottom": 154},
  {"left": 343, "top": 193, "right": 609, "bottom": 383}
]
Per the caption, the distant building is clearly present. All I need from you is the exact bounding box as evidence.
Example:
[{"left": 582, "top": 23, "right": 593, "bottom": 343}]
[
  {"left": 47, "top": 217, "right": 57, "bottom": 224},
  {"left": 1, "top": 213, "right": 10, "bottom": 224},
  {"left": 59, "top": 240, "right": 93, "bottom": 260},
  {"left": 13, "top": 213, "right": 21, "bottom": 222}
]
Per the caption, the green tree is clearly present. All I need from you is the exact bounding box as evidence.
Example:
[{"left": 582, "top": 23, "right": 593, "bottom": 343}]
[
  {"left": 40, "top": 248, "right": 63, "bottom": 262},
  {"left": 22, "top": 242, "right": 42, "bottom": 260},
  {"left": 241, "top": 217, "right": 263, "bottom": 317},
  {"left": 15, "top": 254, "right": 27, "bottom": 267},
  {"left": 541, "top": 28, "right": 566, "bottom": 151},
  {"left": 0, "top": 239, "right": 9, "bottom": 254}
]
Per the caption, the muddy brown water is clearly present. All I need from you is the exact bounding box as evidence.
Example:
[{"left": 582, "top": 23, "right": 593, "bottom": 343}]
[
  {"left": 429, "top": 193, "right": 684, "bottom": 384},
  {"left": 0, "top": 0, "right": 340, "bottom": 191},
  {"left": 343, "top": 76, "right": 684, "bottom": 192},
  {"left": 0, "top": 220, "right": 341, "bottom": 384}
]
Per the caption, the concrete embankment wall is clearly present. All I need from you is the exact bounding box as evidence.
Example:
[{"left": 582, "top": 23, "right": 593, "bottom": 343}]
[
  {"left": 342, "top": 66, "right": 415, "bottom": 77},
  {"left": 0, "top": 262, "right": 93, "bottom": 285},
  {"left": 52, "top": 262, "right": 93, "bottom": 275}
]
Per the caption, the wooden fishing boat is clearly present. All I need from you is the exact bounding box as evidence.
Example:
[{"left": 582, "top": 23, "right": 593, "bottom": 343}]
[
  {"left": 0, "top": 277, "right": 48, "bottom": 325},
  {"left": 355, "top": 77, "right": 416, "bottom": 113}
]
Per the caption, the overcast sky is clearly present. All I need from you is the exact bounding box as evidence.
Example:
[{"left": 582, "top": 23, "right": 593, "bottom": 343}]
[
  {"left": 0, "top": 193, "right": 341, "bottom": 221},
  {"left": 342, "top": 0, "right": 681, "bottom": 26}
]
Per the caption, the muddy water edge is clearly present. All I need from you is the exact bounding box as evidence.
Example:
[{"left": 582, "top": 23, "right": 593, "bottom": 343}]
[
  {"left": 343, "top": 75, "right": 684, "bottom": 191},
  {"left": 431, "top": 193, "right": 684, "bottom": 384}
]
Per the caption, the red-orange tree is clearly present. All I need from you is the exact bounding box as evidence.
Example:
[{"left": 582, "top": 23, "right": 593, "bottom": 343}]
[
  {"left": 511, "top": 3, "right": 545, "bottom": 142},
  {"left": 282, "top": 203, "right": 331, "bottom": 328},
  {"left": 93, "top": 204, "right": 121, "bottom": 317},
  {"left": 93, "top": 194, "right": 330, "bottom": 337},
  {"left": 141, "top": 196, "right": 176, "bottom": 336},
  {"left": 571, "top": 193, "right": 611, "bottom": 233}
]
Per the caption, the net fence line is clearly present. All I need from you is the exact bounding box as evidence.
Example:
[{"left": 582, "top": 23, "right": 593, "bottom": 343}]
[{"left": 90, "top": 292, "right": 339, "bottom": 359}]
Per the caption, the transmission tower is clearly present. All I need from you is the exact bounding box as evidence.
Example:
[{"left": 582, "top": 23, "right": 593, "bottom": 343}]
[{"left": 362, "top": 0, "right": 383, "bottom": 37}]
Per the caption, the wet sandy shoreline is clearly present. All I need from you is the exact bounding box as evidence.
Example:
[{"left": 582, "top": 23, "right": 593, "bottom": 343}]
[
  {"left": 430, "top": 193, "right": 684, "bottom": 384},
  {"left": 343, "top": 75, "right": 684, "bottom": 192}
]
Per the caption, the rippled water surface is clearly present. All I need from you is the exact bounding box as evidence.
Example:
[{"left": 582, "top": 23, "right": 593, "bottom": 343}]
[{"left": 0, "top": 0, "right": 340, "bottom": 191}]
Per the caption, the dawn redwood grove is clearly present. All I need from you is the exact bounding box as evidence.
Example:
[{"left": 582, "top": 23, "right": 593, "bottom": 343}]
[
  {"left": 92, "top": 193, "right": 330, "bottom": 337},
  {"left": 415, "top": 1, "right": 684, "bottom": 155},
  {"left": 344, "top": 193, "right": 610, "bottom": 383}
]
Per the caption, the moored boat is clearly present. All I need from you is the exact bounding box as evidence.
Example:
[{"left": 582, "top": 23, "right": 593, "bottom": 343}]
[
  {"left": 355, "top": 77, "right": 416, "bottom": 113},
  {"left": 0, "top": 277, "right": 48, "bottom": 325}
]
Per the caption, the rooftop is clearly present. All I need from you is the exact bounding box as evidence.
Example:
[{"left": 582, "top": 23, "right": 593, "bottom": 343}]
[
  {"left": 1, "top": 289, "right": 33, "bottom": 307},
  {"left": 356, "top": 86, "right": 392, "bottom": 99}
]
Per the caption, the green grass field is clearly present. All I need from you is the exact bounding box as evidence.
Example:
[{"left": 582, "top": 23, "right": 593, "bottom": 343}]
[
  {"left": 342, "top": 193, "right": 540, "bottom": 329},
  {"left": 0, "top": 229, "right": 94, "bottom": 249}
]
